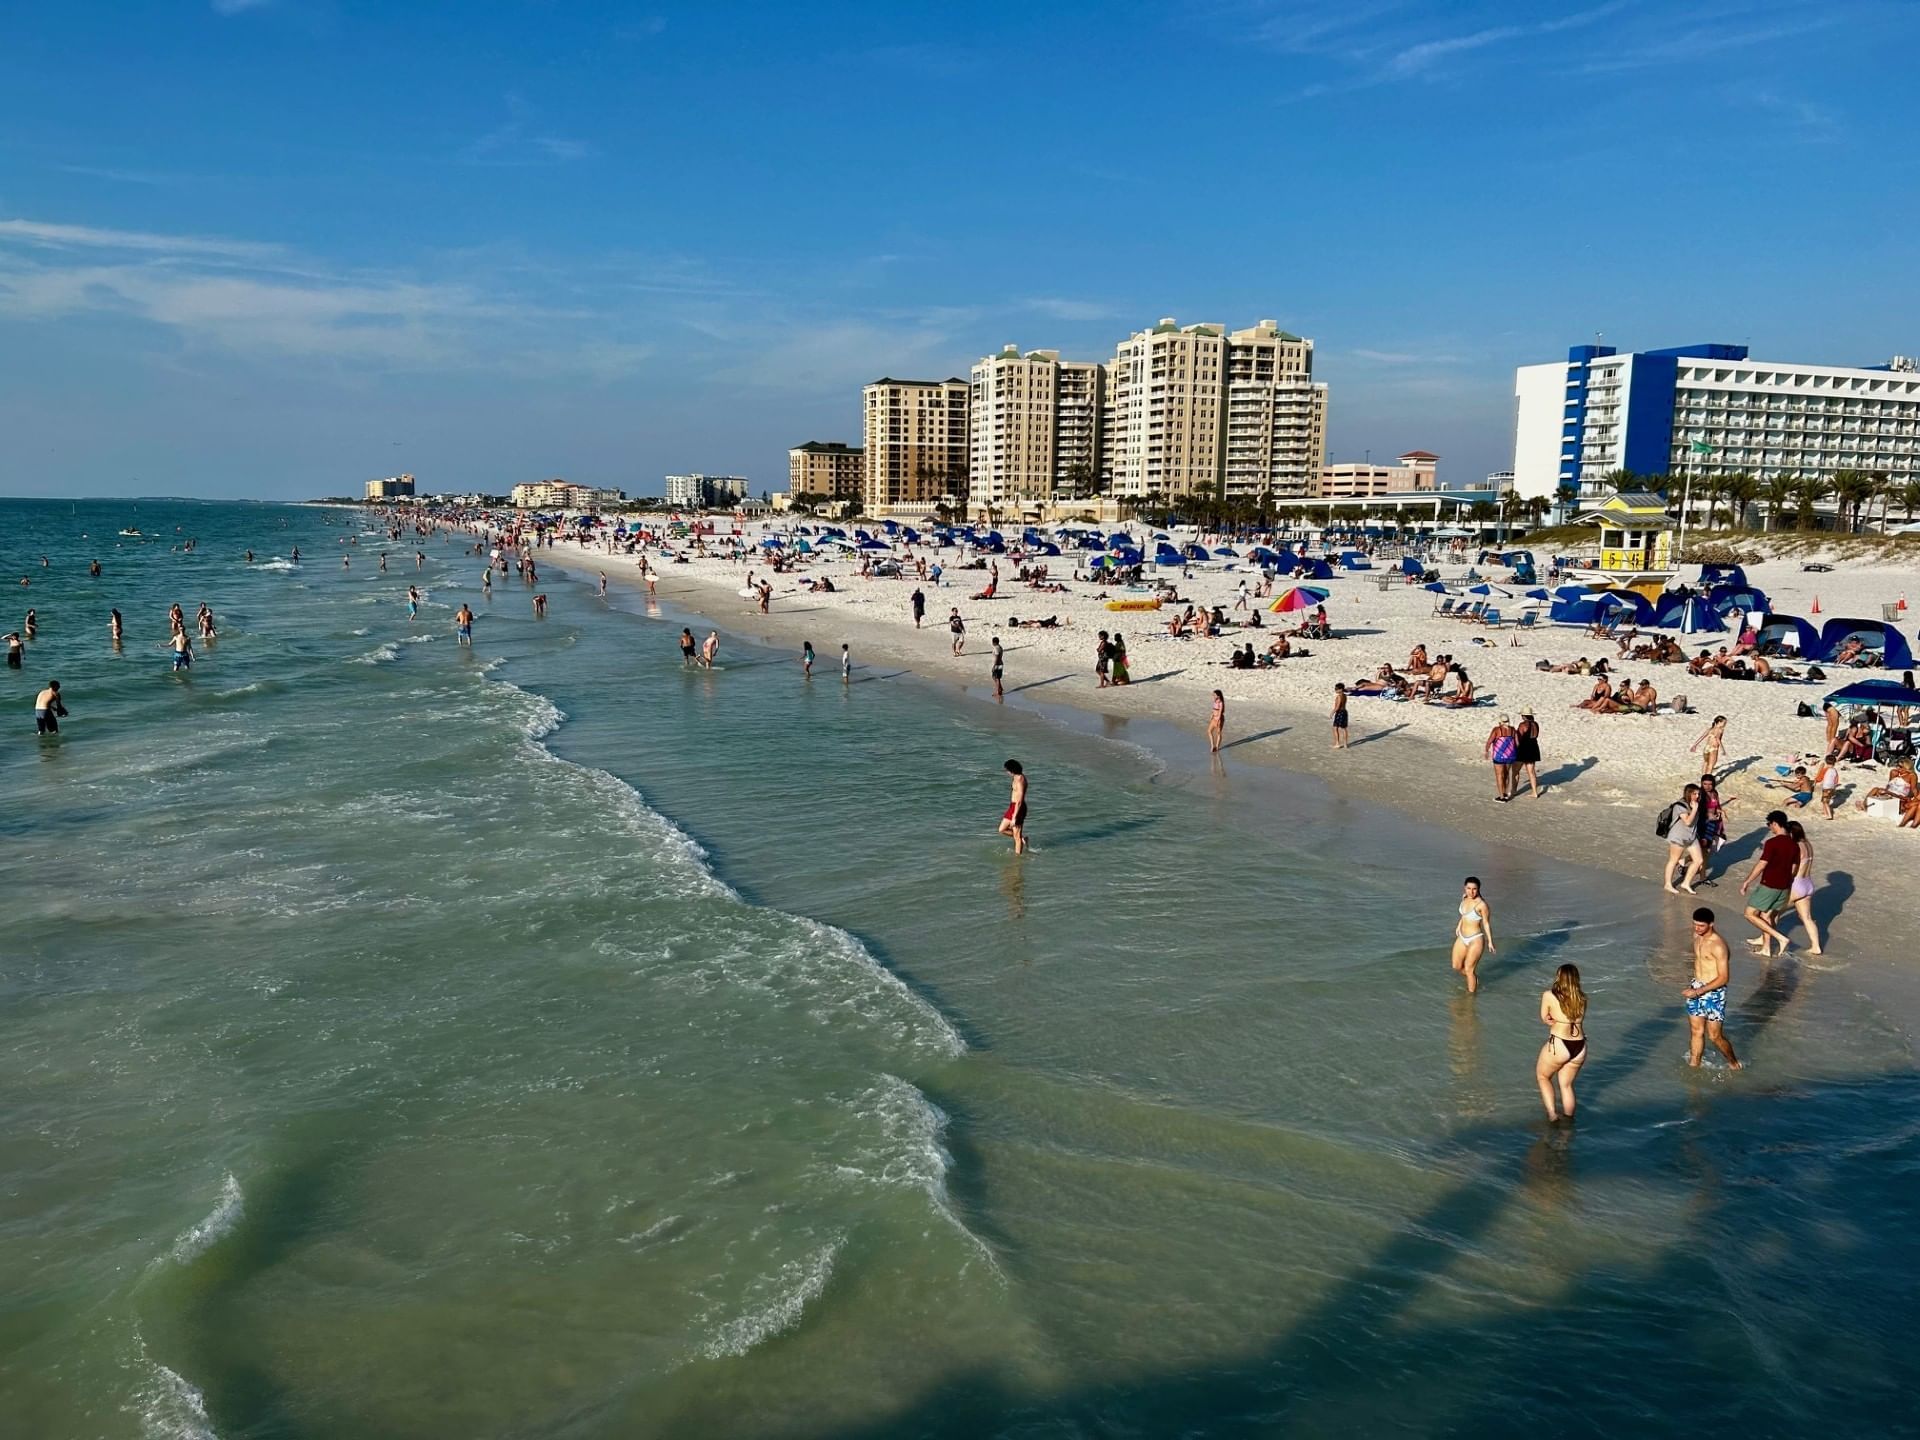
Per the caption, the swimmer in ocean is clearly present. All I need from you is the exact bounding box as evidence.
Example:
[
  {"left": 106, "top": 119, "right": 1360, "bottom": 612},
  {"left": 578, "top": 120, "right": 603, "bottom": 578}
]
[
  {"left": 455, "top": 602, "right": 474, "bottom": 646},
  {"left": 5, "top": 632, "right": 21, "bottom": 668},
  {"left": 171, "top": 629, "right": 193, "bottom": 671},
  {"left": 408, "top": 585, "right": 420, "bottom": 619},
  {"left": 680, "top": 628, "right": 696, "bottom": 666},
  {"left": 110, "top": 610, "right": 123, "bottom": 648},
  {"left": 997, "top": 759, "right": 1029, "bottom": 854},
  {"left": 34, "top": 680, "right": 67, "bottom": 734},
  {"left": 700, "top": 630, "right": 719, "bottom": 668}
]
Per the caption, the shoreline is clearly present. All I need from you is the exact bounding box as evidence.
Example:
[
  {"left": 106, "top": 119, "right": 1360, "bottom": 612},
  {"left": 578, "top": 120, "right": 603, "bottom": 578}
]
[{"left": 543, "top": 537, "right": 1920, "bottom": 1033}]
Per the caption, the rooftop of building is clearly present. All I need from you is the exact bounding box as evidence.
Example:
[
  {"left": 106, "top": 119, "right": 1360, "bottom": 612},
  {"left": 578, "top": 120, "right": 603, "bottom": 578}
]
[
  {"left": 792, "top": 441, "right": 863, "bottom": 454},
  {"left": 867, "top": 377, "right": 968, "bottom": 388}
]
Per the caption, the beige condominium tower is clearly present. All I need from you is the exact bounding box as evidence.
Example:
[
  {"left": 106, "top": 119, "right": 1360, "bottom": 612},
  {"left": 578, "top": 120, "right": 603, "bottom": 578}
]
[
  {"left": 1223, "top": 320, "right": 1327, "bottom": 503},
  {"left": 787, "top": 441, "right": 865, "bottom": 504},
  {"left": 862, "top": 377, "right": 971, "bottom": 515},
  {"left": 967, "top": 347, "right": 1109, "bottom": 517}
]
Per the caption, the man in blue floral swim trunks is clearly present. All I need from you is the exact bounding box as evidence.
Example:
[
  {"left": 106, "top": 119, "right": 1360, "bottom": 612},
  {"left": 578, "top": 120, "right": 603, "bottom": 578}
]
[{"left": 1683, "top": 907, "right": 1741, "bottom": 1069}]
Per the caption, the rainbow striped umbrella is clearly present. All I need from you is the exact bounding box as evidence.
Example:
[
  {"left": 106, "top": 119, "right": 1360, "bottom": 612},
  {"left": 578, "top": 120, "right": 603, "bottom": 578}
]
[{"left": 1269, "top": 585, "right": 1329, "bottom": 613}]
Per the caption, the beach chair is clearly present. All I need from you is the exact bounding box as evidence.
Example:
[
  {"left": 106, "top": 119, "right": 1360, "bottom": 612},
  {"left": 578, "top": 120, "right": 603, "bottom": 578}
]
[
  {"left": 1433, "top": 596, "right": 1457, "bottom": 617},
  {"left": 1513, "top": 613, "right": 1538, "bottom": 634},
  {"left": 1480, "top": 609, "right": 1503, "bottom": 627},
  {"left": 1456, "top": 601, "right": 1485, "bottom": 623}
]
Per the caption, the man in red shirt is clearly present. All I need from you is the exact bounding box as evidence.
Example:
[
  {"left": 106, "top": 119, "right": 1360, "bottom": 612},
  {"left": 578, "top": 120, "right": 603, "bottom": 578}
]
[{"left": 1738, "top": 809, "right": 1797, "bottom": 957}]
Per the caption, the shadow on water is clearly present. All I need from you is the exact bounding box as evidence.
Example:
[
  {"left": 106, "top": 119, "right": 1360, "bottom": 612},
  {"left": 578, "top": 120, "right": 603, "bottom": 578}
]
[
  {"left": 1039, "top": 814, "right": 1161, "bottom": 849},
  {"left": 812, "top": 1076, "right": 1920, "bottom": 1440}
]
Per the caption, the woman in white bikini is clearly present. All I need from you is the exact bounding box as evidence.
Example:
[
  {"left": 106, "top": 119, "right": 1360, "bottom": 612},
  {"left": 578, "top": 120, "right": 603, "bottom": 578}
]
[
  {"left": 1782, "top": 819, "right": 1823, "bottom": 955},
  {"left": 1450, "top": 876, "right": 1494, "bottom": 994},
  {"left": 1535, "top": 963, "right": 1589, "bottom": 1121}
]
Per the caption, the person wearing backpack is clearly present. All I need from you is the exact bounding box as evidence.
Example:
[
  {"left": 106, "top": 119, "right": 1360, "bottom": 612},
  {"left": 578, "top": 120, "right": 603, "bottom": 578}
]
[{"left": 1659, "top": 783, "right": 1705, "bottom": 894}]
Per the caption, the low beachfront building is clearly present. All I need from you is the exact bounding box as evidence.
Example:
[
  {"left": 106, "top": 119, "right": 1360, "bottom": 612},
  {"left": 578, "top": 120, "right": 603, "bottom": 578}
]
[
  {"left": 511, "top": 480, "right": 625, "bottom": 511},
  {"left": 365, "top": 474, "right": 416, "bottom": 500},
  {"left": 1316, "top": 452, "right": 1438, "bottom": 498},
  {"left": 663, "top": 474, "right": 750, "bottom": 509}
]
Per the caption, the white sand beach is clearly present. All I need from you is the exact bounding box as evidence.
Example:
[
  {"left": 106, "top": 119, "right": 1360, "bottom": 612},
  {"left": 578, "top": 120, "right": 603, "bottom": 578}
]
[{"left": 554, "top": 527, "right": 1920, "bottom": 977}]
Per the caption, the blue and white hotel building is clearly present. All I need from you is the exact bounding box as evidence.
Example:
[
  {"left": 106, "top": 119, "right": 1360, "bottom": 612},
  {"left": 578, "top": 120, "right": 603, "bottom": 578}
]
[{"left": 1513, "top": 343, "right": 1920, "bottom": 503}]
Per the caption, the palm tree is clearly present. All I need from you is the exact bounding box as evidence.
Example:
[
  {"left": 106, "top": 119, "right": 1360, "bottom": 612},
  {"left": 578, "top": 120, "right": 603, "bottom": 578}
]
[
  {"left": 1793, "top": 474, "right": 1831, "bottom": 530},
  {"left": 1601, "top": 468, "right": 1639, "bottom": 492},
  {"left": 1762, "top": 473, "right": 1795, "bottom": 531},
  {"left": 1061, "top": 460, "right": 1095, "bottom": 502},
  {"left": 1900, "top": 479, "right": 1920, "bottom": 522},
  {"left": 1554, "top": 480, "right": 1580, "bottom": 517},
  {"left": 1722, "top": 471, "right": 1759, "bottom": 530},
  {"left": 1830, "top": 469, "right": 1876, "bottom": 533},
  {"left": 1698, "top": 472, "right": 1729, "bottom": 530}
]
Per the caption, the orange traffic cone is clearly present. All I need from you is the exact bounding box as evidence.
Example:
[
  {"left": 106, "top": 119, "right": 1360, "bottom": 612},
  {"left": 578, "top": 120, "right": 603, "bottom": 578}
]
[{"left": 1811, "top": 594, "right": 1822, "bottom": 614}]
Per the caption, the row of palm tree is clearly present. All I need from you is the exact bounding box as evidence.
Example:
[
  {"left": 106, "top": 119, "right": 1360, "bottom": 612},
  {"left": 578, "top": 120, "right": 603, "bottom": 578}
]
[{"left": 1592, "top": 467, "right": 1920, "bottom": 533}]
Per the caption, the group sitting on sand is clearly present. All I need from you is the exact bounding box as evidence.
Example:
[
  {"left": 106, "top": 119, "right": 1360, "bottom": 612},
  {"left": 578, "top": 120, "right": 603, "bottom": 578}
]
[{"left": 1687, "top": 646, "right": 1812, "bottom": 682}]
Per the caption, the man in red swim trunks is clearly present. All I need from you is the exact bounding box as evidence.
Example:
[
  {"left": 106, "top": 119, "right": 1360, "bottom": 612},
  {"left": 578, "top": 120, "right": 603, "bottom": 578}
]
[{"left": 996, "top": 758, "right": 1028, "bottom": 854}]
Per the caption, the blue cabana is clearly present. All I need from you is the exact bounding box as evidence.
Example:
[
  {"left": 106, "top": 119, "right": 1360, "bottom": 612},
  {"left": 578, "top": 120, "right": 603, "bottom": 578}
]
[
  {"left": 1278, "top": 555, "right": 1333, "bottom": 580},
  {"left": 1698, "top": 564, "right": 1750, "bottom": 590},
  {"left": 1824, "top": 678, "right": 1919, "bottom": 707},
  {"left": 856, "top": 537, "right": 890, "bottom": 551},
  {"left": 1550, "top": 590, "right": 1658, "bottom": 627},
  {"left": 1181, "top": 543, "right": 1212, "bottom": 562},
  {"left": 1154, "top": 544, "right": 1185, "bottom": 566},
  {"left": 1400, "top": 555, "right": 1426, "bottom": 577},
  {"left": 1817, "top": 617, "right": 1916, "bottom": 670},
  {"left": 1107, "top": 532, "right": 1132, "bottom": 548},
  {"left": 1704, "top": 584, "right": 1771, "bottom": 616},
  {"left": 1339, "top": 552, "right": 1373, "bottom": 570},
  {"left": 1654, "top": 596, "right": 1727, "bottom": 634},
  {"left": 1755, "top": 614, "right": 1820, "bottom": 657}
]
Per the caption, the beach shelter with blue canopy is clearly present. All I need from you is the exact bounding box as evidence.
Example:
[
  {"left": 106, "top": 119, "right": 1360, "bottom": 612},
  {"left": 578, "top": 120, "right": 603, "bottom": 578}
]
[
  {"left": 1400, "top": 555, "right": 1427, "bottom": 577},
  {"left": 1754, "top": 614, "right": 1820, "bottom": 656},
  {"left": 1816, "top": 617, "right": 1916, "bottom": 669},
  {"left": 1698, "top": 564, "right": 1749, "bottom": 590},
  {"left": 1550, "top": 590, "right": 1657, "bottom": 627},
  {"left": 1280, "top": 554, "right": 1334, "bottom": 580},
  {"left": 1654, "top": 595, "right": 1727, "bottom": 634},
  {"left": 1823, "top": 678, "right": 1919, "bottom": 707},
  {"left": 1704, "top": 583, "right": 1771, "bottom": 616}
]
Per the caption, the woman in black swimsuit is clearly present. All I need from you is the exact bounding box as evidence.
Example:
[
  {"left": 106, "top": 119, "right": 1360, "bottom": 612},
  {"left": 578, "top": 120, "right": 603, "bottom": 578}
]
[{"left": 1535, "top": 963, "right": 1588, "bottom": 1122}]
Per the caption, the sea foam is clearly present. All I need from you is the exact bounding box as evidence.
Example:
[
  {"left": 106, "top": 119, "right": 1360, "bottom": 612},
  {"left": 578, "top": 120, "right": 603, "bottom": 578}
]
[{"left": 170, "top": 1173, "right": 243, "bottom": 1265}]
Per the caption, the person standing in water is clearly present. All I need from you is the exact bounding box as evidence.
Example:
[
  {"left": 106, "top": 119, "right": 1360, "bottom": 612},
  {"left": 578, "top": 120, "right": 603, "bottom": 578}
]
[
  {"left": 170, "top": 628, "right": 193, "bottom": 672},
  {"left": 700, "top": 630, "right": 719, "bottom": 668},
  {"left": 5, "top": 632, "right": 21, "bottom": 668},
  {"left": 407, "top": 585, "right": 420, "bottom": 620},
  {"left": 1331, "top": 683, "right": 1349, "bottom": 750},
  {"left": 1683, "top": 907, "right": 1741, "bottom": 1069},
  {"left": 840, "top": 643, "right": 851, "bottom": 685},
  {"left": 679, "top": 628, "right": 696, "bottom": 666},
  {"left": 991, "top": 636, "right": 1005, "bottom": 700},
  {"left": 482, "top": 569, "right": 493, "bottom": 597},
  {"left": 1208, "top": 688, "right": 1226, "bottom": 752},
  {"left": 802, "top": 641, "right": 814, "bottom": 678},
  {"left": 109, "top": 610, "right": 123, "bottom": 648},
  {"left": 34, "top": 680, "right": 68, "bottom": 734},
  {"left": 598, "top": 572, "right": 608, "bottom": 600},
  {"left": 1450, "top": 876, "right": 1494, "bottom": 993},
  {"left": 997, "top": 759, "right": 1029, "bottom": 854},
  {"left": 1535, "top": 963, "right": 1589, "bottom": 1121},
  {"left": 455, "top": 603, "right": 474, "bottom": 646}
]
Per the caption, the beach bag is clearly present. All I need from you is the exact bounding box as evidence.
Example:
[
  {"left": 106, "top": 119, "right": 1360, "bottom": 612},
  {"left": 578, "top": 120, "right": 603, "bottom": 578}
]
[
  {"left": 1491, "top": 734, "right": 1517, "bottom": 763},
  {"left": 1654, "top": 801, "right": 1680, "bottom": 838},
  {"left": 1796, "top": 702, "right": 1815, "bottom": 718}
]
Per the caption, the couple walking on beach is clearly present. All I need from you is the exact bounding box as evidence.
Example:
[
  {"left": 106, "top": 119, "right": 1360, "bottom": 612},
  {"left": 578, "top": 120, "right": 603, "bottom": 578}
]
[{"left": 1484, "top": 710, "right": 1542, "bottom": 800}]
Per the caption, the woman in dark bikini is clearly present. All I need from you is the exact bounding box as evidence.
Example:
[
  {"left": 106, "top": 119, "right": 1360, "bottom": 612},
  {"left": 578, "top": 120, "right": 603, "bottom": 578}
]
[{"left": 1535, "top": 963, "right": 1589, "bottom": 1121}]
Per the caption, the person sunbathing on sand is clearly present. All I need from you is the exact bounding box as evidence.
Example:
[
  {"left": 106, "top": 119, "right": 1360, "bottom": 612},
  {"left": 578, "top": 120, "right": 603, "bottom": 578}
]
[
  {"left": 1433, "top": 666, "right": 1476, "bottom": 706},
  {"left": 1408, "top": 643, "right": 1428, "bottom": 671},
  {"left": 1576, "top": 677, "right": 1615, "bottom": 711}
]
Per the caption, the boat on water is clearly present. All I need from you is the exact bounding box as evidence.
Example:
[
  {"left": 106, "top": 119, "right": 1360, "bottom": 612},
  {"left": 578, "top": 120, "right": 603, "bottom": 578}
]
[{"left": 118, "top": 527, "right": 142, "bottom": 537}]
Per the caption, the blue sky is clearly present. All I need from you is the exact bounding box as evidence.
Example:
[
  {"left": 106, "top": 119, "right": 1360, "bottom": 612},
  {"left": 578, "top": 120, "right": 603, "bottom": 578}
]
[{"left": 2, "top": 0, "right": 1914, "bottom": 499}]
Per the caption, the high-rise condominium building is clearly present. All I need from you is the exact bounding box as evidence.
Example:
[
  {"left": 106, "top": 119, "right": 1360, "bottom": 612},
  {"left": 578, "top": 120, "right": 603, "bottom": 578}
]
[
  {"left": 862, "top": 377, "right": 970, "bottom": 514},
  {"left": 787, "top": 442, "right": 864, "bottom": 502},
  {"left": 970, "top": 347, "right": 1060, "bottom": 513},
  {"left": 1513, "top": 343, "right": 1920, "bottom": 502},
  {"left": 967, "top": 348, "right": 1109, "bottom": 512},
  {"left": 1222, "top": 320, "right": 1328, "bottom": 502},
  {"left": 1104, "top": 319, "right": 1227, "bottom": 501}
]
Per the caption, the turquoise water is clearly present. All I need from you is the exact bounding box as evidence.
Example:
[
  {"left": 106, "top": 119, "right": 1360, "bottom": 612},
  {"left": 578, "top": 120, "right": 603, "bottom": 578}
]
[{"left": 2, "top": 498, "right": 1917, "bottom": 1438}]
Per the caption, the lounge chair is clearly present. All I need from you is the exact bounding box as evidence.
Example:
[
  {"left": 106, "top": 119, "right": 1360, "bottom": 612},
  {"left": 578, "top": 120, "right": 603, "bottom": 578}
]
[
  {"left": 1480, "top": 609, "right": 1503, "bottom": 627},
  {"left": 1456, "top": 601, "right": 1485, "bottom": 622},
  {"left": 1433, "top": 596, "right": 1457, "bottom": 617},
  {"left": 1513, "top": 612, "right": 1538, "bottom": 633}
]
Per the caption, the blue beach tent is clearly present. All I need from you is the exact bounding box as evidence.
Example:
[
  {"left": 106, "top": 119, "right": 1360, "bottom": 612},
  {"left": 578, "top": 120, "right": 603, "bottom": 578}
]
[
  {"left": 1550, "top": 590, "right": 1657, "bottom": 627},
  {"left": 1754, "top": 614, "right": 1821, "bottom": 657},
  {"left": 1655, "top": 596, "right": 1727, "bottom": 635},
  {"left": 1698, "top": 564, "right": 1750, "bottom": 591},
  {"left": 1816, "top": 617, "right": 1915, "bottom": 670},
  {"left": 1704, "top": 584, "right": 1771, "bottom": 616},
  {"left": 1400, "top": 555, "right": 1426, "bottom": 577}
]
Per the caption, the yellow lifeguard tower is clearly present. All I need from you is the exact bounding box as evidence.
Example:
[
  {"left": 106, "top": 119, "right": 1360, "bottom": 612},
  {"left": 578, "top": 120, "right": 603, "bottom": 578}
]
[{"left": 1564, "top": 491, "right": 1678, "bottom": 597}]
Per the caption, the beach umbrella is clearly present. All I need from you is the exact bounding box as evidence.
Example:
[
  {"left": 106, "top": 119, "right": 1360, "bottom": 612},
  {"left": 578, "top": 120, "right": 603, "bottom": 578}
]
[
  {"left": 1467, "top": 583, "right": 1512, "bottom": 597},
  {"left": 856, "top": 537, "right": 889, "bottom": 550},
  {"left": 1216, "top": 546, "right": 1239, "bottom": 557},
  {"left": 1269, "top": 585, "right": 1329, "bottom": 613},
  {"left": 1423, "top": 581, "right": 1451, "bottom": 594},
  {"left": 1824, "top": 678, "right": 1918, "bottom": 707},
  {"left": 1524, "top": 587, "right": 1550, "bottom": 599}
]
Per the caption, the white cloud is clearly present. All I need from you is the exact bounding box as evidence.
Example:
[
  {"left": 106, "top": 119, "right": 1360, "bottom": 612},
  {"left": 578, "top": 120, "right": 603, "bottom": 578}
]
[
  {"left": 1022, "top": 297, "right": 1116, "bottom": 323},
  {"left": 465, "top": 96, "right": 593, "bottom": 166},
  {"left": 0, "top": 218, "right": 278, "bottom": 260},
  {"left": 0, "top": 216, "right": 642, "bottom": 376}
]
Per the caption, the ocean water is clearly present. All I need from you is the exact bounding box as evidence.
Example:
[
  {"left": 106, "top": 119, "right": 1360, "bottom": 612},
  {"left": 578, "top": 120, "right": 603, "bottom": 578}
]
[{"left": 2, "top": 498, "right": 1917, "bottom": 1439}]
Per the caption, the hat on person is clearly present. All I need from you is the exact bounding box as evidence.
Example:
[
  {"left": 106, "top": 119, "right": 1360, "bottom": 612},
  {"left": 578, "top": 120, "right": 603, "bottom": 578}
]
[
  {"left": 1499, "top": 714, "right": 1511, "bottom": 724},
  {"left": 1520, "top": 707, "right": 1534, "bottom": 717}
]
